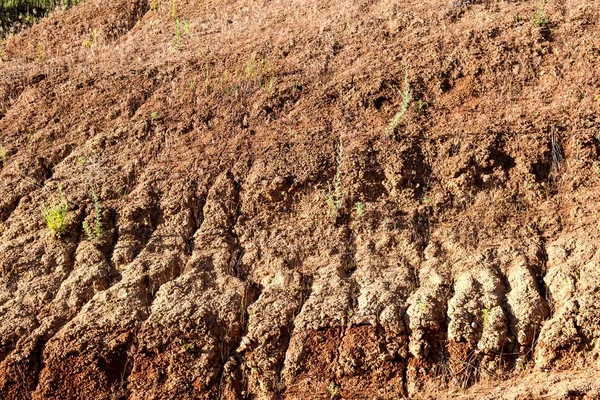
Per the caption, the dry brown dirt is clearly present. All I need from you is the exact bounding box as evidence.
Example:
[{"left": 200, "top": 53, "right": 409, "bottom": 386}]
[{"left": 1, "top": 0, "right": 600, "bottom": 399}]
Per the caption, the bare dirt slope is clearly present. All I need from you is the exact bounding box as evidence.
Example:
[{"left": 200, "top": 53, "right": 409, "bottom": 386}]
[{"left": 1, "top": 0, "right": 600, "bottom": 398}]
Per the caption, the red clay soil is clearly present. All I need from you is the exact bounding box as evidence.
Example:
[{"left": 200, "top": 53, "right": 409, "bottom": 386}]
[{"left": 1, "top": 0, "right": 600, "bottom": 399}]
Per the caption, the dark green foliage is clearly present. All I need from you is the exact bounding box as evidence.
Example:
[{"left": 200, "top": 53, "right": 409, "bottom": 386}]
[
  {"left": 1, "top": 1, "right": 83, "bottom": 36},
  {"left": 0, "top": 0, "right": 79, "bottom": 6}
]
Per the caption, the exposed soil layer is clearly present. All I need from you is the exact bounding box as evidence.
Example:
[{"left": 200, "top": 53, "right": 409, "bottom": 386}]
[{"left": 1, "top": 0, "right": 600, "bottom": 398}]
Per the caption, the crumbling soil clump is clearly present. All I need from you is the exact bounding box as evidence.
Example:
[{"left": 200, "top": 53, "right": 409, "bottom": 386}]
[{"left": 1, "top": 0, "right": 600, "bottom": 398}]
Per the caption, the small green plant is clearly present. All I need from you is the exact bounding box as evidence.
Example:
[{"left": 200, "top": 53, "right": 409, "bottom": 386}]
[
  {"left": 171, "top": 18, "right": 190, "bottom": 51},
  {"left": 592, "top": 164, "right": 600, "bottom": 180},
  {"left": 84, "top": 29, "right": 98, "bottom": 53},
  {"left": 150, "top": 0, "right": 158, "bottom": 11},
  {"left": 264, "top": 76, "right": 276, "bottom": 96},
  {"left": 416, "top": 298, "right": 427, "bottom": 312},
  {"left": 326, "top": 382, "right": 339, "bottom": 397},
  {"left": 245, "top": 52, "right": 258, "bottom": 79},
  {"left": 245, "top": 52, "right": 270, "bottom": 85},
  {"left": 150, "top": 111, "right": 160, "bottom": 120},
  {"left": 533, "top": 1, "right": 550, "bottom": 28},
  {"left": 182, "top": 343, "right": 195, "bottom": 353},
  {"left": 173, "top": 19, "right": 183, "bottom": 50},
  {"left": 170, "top": 0, "right": 177, "bottom": 20},
  {"left": 482, "top": 308, "right": 490, "bottom": 325},
  {"left": 416, "top": 99, "right": 427, "bottom": 114},
  {"left": 82, "top": 219, "right": 93, "bottom": 240},
  {"left": 82, "top": 187, "right": 103, "bottom": 241},
  {"left": 220, "top": 70, "right": 233, "bottom": 93},
  {"left": 0, "top": 146, "right": 6, "bottom": 164},
  {"left": 42, "top": 187, "right": 68, "bottom": 237},
  {"left": 326, "top": 137, "right": 345, "bottom": 218},
  {"left": 387, "top": 71, "right": 412, "bottom": 136},
  {"left": 35, "top": 41, "right": 43, "bottom": 62},
  {"left": 354, "top": 201, "right": 365, "bottom": 217},
  {"left": 76, "top": 156, "right": 86, "bottom": 165}
]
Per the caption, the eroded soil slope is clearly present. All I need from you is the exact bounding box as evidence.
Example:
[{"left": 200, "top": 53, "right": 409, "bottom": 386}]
[{"left": 1, "top": 0, "right": 600, "bottom": 398}]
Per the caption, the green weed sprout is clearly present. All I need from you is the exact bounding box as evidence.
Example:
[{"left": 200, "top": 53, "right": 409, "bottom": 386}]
[
  {"left": 170, "top": 0, "right": 177, "bottom": 20},
  {"left": 387, "top": 71, "right": 412, "bottom": 136},
  {"left": 354, "top": 201, "right": 365, "bottom": 217},
  {"left": 173, "top": 19, "right": 183, "bottom": 50},
  {"left": 0, "top": 146, "right": 6, "bottom": 164},
  {"left": 533, "top": 1, "right": 550, "bottom": 28},
  {"left": 83, "top": 187, "right": 103, "bottom": 240},
  {"left": 42, "top": 188, "right": 68, "bottom": 237}
]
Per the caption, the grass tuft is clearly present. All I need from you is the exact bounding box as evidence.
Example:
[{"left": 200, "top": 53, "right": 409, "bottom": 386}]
[
  {"left": 42, "top": 187, "right": 68, "bottom": 237},
  {"left": 387, "top": 71, "right": 412, "bottom": 137},
  {"left": 83, "top": 187, "right": 103, "bottom": 241},
  {"left": 0, "top": 146, "right": 6, "bottom": 164},
  {"left": 354, "top": 201, "right": 365, "bottom": 217},
  {"left": 533, "top": 1, "right": 550, "bottom": 28}
]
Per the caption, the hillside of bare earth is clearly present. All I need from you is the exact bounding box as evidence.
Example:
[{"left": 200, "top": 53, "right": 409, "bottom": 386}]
[{"left": 1, "top": 0, "right": 600, "bottom": 398}]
